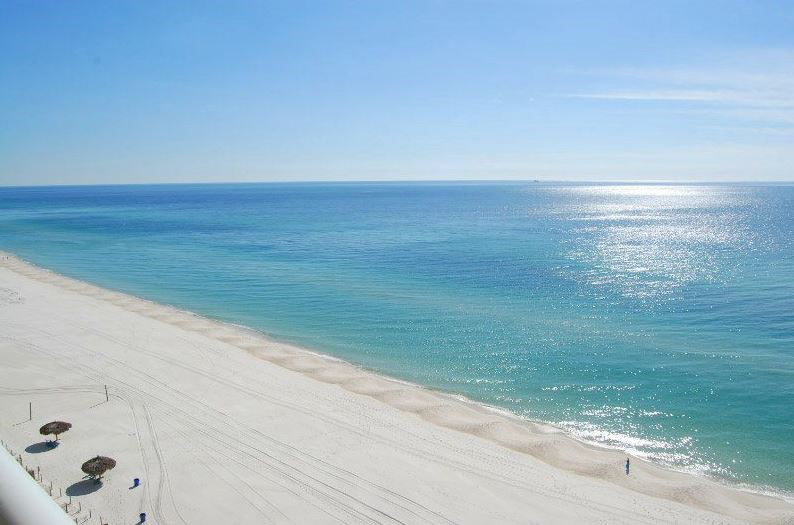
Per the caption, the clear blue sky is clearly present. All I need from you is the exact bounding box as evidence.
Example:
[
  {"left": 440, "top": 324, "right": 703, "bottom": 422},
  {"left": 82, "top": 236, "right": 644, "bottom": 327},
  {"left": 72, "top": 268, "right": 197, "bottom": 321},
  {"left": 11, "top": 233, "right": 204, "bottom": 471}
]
[{"left": 1, "top": 1, "right": 793, "bottom": 185}]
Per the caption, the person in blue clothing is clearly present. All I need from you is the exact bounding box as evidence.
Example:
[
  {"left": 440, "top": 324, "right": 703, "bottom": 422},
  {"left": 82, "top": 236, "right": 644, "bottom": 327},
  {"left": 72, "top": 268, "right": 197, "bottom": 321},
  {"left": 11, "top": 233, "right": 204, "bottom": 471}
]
[{"left": 625, "top": 458, "right": 630, "bottom": 475}]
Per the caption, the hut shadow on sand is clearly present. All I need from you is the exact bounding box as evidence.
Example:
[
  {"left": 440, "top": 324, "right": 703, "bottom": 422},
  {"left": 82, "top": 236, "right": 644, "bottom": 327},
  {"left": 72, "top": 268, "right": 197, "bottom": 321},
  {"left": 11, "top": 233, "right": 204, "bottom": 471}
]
[
  {"left": 26, "top": 441, "right": 58, "bottom": 453},
  {"left": 66, "top": 478, "right": 103, "bottom": 496}
]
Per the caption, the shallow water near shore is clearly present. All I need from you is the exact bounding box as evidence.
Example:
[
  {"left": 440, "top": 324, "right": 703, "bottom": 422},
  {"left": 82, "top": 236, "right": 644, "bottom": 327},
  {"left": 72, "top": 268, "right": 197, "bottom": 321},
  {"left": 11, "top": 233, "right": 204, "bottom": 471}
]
[{"left": 1, "top": 181, "right": 793, "bottom": 494}]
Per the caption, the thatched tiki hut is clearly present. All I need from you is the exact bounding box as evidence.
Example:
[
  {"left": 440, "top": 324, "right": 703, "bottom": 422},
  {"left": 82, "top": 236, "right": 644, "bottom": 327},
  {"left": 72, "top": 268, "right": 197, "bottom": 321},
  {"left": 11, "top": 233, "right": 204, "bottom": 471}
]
[
  {"left": 81, "top": 456, "right": 116, "bottom": 482},
  {"left": 39, "top": 421, "right": 72, "bottom": 442}
]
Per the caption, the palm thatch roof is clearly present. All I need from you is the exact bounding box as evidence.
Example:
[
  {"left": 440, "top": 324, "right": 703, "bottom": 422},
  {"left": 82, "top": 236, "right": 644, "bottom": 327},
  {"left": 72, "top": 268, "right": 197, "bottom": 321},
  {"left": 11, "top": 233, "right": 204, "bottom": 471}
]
[
  {"left": 39, "top": 421, "right": 72, "bottom": 437},
  {"left": 81, "top": 456, "right": 116, "bottom": 478}
]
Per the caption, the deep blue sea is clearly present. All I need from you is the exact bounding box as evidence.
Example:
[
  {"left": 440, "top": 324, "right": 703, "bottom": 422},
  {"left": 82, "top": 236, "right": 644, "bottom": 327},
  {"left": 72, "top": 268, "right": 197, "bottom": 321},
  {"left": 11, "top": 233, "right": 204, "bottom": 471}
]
[{"left": 1, "top": 182, "right": 792, "bottom": 494}]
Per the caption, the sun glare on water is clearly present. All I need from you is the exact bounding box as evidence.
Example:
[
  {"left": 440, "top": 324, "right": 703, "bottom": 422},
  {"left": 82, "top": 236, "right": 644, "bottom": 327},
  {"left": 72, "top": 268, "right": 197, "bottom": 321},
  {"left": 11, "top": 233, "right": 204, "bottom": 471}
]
[{"left": 554, "top": 185, "right": 753, "bottom": 300}]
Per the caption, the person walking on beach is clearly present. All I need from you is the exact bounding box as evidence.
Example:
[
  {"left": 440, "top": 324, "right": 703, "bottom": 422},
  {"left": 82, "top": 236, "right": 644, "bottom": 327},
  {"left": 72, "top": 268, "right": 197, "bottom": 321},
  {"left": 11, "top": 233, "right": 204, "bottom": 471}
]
[{"left": 625, "top": 458, "right": 630, "bottom": 475}]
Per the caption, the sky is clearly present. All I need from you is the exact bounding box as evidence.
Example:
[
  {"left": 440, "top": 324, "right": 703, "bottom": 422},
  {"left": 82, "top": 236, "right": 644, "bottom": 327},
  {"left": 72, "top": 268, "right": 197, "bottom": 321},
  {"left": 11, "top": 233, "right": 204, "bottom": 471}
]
[{"left": 1, "top": 0, "right": 793, "bottom": 185}]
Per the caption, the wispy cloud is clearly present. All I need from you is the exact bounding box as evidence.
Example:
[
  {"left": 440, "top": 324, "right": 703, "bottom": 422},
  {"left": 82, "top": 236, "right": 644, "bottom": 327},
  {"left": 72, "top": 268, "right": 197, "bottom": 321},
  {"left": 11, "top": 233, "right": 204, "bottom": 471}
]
[
  {"left": 565, "top": 51, "right": 794, "bottom": 128},
  {"left": 568, "top": 89, "right": 747, "bottom": 103}
]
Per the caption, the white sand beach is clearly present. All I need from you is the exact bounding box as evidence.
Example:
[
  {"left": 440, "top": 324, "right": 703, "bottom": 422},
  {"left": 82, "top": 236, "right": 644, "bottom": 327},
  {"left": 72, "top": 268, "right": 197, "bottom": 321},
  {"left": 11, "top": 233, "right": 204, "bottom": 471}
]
[{"left": 1, "top": 251, "right": 792, "bottom": 525}]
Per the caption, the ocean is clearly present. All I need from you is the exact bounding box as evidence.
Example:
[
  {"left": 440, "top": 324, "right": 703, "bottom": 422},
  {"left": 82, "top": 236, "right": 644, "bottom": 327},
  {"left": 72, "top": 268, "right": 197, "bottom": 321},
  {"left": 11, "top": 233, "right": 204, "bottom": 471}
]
[{"left": 1, "top": 181, "right": 792, "bottom": 495}]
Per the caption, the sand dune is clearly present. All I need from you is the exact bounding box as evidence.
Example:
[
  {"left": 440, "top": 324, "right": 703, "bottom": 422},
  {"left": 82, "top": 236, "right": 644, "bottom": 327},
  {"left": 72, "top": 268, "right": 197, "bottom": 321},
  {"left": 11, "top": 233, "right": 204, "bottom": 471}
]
[{"left": 1, "top": 251, "right": 792, "bottom": 524}]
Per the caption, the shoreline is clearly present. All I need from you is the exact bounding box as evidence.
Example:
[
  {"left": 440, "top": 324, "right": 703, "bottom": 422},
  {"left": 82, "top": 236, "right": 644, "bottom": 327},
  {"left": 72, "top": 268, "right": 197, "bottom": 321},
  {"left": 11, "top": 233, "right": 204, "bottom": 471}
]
[{"left": 1, "top": 249, "right": 793, "bottom": 524}]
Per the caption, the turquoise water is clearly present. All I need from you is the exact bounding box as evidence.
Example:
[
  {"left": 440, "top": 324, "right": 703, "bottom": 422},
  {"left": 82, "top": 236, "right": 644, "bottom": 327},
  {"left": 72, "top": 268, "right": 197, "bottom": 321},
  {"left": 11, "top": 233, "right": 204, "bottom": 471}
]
[{"left": 1, "top": 182, "right": 793, "bottom": 494}]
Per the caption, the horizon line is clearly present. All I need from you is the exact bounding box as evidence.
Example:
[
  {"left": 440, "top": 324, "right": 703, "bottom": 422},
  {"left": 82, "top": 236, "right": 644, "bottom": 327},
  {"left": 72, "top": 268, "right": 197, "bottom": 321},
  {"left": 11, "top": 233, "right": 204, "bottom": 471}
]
[{"left": 3, "top": 178, "right": 794, "bottom": 189}]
